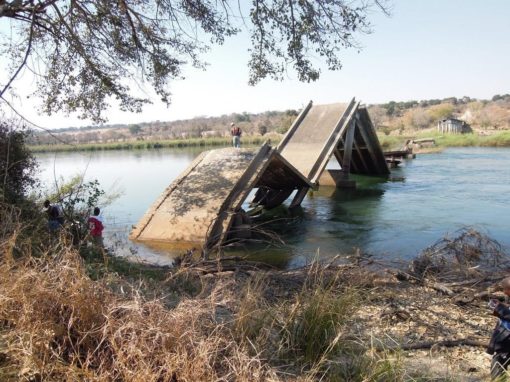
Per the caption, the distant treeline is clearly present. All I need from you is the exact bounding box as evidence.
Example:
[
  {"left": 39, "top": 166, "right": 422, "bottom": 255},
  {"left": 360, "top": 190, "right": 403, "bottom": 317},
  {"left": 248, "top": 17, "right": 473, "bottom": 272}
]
[
  {"left": 375, "top": 94, "right": 510, "bottom": 117},
  {"left": 41, "top": 109, "right": 299, "bottom": 134},
  {"left": 27, "top": 109, "right": 298, "bottom": 147},
  {"left": 27, "top": 94, "right": 510, "bottom": 149}
]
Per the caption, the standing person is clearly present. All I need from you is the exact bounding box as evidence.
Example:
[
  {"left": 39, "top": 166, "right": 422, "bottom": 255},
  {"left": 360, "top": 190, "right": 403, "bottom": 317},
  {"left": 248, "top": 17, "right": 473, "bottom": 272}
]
[
  {"left": 88, "top": 207, "right": 104, "bottom": 247},
  {"left": 488, "top": 277, "right": 510, "bottom": 380},
  {"left": 43, "top": 199, "right": 64, "bottom": 231},
  {"left": 230, "top": 122, "right": 241, "bottom": 148}
]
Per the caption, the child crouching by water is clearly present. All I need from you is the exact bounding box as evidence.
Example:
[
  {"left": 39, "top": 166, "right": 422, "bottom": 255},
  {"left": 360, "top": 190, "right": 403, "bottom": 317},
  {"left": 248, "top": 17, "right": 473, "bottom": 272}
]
[
  {"left": 88, "top": 207, "right": 104, "bottom": 248},
  {"left": 488, "top": 277, "right": 510, "bottom": 380}
]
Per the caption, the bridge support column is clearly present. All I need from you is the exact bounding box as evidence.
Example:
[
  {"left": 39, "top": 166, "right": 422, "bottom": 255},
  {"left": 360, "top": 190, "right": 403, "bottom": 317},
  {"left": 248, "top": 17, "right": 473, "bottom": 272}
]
[
  {"left": 318, "top": 169, "right": 356, "bottom": 188},
  {"left": 340, "top": 120, "right": 356, "bottom": 180},
  {"left": 289, "top": 187, "right": 309, "bottom": 208}
]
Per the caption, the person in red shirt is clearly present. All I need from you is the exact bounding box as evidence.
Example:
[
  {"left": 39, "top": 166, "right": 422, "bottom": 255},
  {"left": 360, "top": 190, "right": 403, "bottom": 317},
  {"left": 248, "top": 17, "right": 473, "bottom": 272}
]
[{"left": 88, "top": 207, "right": 104, "bottom": 247}]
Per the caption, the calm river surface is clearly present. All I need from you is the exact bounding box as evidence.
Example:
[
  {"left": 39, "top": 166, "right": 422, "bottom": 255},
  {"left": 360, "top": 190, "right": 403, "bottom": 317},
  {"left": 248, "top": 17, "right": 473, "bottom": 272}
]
[{"left": 36, "top": 147, "right": 510, "bottom": 268}]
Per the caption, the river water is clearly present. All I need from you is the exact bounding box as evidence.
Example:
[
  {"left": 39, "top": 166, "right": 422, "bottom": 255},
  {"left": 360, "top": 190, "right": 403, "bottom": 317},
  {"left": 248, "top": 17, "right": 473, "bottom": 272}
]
[{"left": 36, "top": 147, "right": 510, "bottom": 268}]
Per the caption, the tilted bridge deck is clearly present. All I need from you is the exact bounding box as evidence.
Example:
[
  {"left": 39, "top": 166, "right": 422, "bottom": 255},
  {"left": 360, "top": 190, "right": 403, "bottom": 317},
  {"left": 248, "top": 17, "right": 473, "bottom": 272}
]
[{"left": 129, "top": 144, "right": 310, "bottom": 250}]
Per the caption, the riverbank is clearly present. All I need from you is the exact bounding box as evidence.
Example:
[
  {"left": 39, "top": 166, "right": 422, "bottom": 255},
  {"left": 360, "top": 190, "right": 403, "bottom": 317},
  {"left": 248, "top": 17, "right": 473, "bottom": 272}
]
[
  {"left": 1, "top": 221, "right": 506, "bottom": 380},
  {"left": 378, "top": 130, "right": 510, "bottom": 152},
  {"left": 28, "top": 135, "right": 277, "bottom": 153}
]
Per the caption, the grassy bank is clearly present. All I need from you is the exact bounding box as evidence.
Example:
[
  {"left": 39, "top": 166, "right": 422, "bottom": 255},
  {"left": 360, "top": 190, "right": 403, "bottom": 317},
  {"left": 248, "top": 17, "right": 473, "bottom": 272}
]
[
  {"left": 378, "top": 130, "right": 510, "bottom": 151},
  {"left": 432, "top": 131, "right": 510, "bottom": 147},
  {"left": 29, "top": 135, "right": 280, "bottom": 153}
]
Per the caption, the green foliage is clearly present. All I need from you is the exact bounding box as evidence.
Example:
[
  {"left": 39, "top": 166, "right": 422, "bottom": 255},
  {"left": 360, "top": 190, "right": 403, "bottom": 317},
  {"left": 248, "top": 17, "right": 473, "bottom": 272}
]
[
  {"left": 276, "top": 125, "right": 290, "bottom": 134},
  {"left": 128, "top": 124, "right": 142, "bottom": 135},
  {"left": 492, "top": 94, "right": 510, "bottom": 102},
  {"left": 377, "top": 134, "right": 405, "bottom": 150},
  {"left": 82, "top": 245, "right": 169, "bottom": 282},
  {"left": 0, "top": 121, "right": 38, "bottom": 204},
  {"left": 382, "top": 100, "right": 418, "bottom": 116},
  {"left": 285, "top": 109, "right": 298, "bottom": 117},
  {"left": 326, "top": 350, "right": 406, "bottom": 382},
  {"left": 383, "top": 101, "right": 397, "bottom": 116},
  {"left": 234, "top": 112, "right": 251, "bottom": 123},
  {"left": 428, "top": 104, "right": 454, "bottom": 121},
  {"left": 283, "top": 287, "right": 358, "bottom": 364},
  {"left": 400, "top": 131, "right": 510, "bottom": 149}
]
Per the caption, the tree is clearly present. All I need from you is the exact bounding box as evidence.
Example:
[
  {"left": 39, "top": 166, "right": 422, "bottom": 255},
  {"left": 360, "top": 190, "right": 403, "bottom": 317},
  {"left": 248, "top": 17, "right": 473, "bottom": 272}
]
[
  {"left": 428, "top": 103, "right": 454, "bottom": 121},
  {"left": 0, "top": 0, "right": 388, "bottom": 122},
  {"left": 258, "top": 123, "right": 268, "bottom": 136},
  {"left": 403, "top": 108, "right": 432, "bottom": 130},
  {"left": 0, "top": 121, "right": 38, "bottom": 204},
  {"left": 128, "top": 124, "right": 142, "bottom": 135},
  {"left": 367, "top": 105, "right": 386, "bottom": 129}
]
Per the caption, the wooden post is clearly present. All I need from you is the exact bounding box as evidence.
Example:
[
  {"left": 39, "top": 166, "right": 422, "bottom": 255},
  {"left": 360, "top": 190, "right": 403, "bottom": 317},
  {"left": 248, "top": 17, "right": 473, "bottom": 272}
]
[
  {"left": 352, "top": 140, "right": 370, "bottom": 173},
  {"left": 341, "top": 119, "right": 356, "bottom": 179},
  {"left": 289, "top": 187, "right": 309, "bottom": 208}
]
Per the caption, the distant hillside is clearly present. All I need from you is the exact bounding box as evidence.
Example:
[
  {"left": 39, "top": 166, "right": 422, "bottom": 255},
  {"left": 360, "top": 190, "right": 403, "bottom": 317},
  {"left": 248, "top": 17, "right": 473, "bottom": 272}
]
[
  {"left": 367, "top": 94, "right": 510, "bottom": 136},
  {"left": 27, "top": 95, "right": 510, "bottom": 146}
]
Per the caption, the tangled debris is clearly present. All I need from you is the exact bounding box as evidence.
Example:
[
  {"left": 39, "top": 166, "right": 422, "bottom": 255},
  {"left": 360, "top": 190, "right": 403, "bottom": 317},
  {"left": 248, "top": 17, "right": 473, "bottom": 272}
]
[{"left": 411, "top": 228, "right": 510, "bottom": 282}]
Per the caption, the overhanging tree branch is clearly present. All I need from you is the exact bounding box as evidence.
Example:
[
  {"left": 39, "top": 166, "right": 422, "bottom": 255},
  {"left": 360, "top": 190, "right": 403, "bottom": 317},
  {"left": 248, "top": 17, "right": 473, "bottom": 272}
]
[{"left": 0, "top": 0, "right": 390, "bottom": 123}]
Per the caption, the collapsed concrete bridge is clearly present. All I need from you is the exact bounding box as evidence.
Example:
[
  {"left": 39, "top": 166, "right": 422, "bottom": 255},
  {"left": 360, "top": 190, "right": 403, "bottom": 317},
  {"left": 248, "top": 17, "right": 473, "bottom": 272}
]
[{"left": 130, "top": 99, "right": 392, "bottom": 251}]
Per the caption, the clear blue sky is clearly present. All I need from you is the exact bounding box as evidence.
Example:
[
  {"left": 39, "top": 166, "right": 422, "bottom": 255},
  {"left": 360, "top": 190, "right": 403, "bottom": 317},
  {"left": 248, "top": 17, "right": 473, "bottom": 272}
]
[{"left": 1, "top": 0, "right": 509, "bottom": 128}]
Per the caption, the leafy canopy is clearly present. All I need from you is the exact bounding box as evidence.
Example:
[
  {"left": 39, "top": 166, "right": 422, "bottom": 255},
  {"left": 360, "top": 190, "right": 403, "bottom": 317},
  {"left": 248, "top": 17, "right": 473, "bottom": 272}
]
[{"left": 0, "top": 0, "right": 388, "bottom": 122}]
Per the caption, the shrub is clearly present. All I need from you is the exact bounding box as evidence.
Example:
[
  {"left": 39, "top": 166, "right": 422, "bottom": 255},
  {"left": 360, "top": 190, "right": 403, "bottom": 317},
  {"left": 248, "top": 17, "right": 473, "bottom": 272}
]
[{"left": 0, "top": 121, "right": 38, "bottom": 204}]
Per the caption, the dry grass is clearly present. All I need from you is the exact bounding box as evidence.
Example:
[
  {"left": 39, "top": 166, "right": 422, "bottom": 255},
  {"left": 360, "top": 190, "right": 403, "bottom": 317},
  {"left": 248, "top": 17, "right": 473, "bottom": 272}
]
[
  {"left": 0, "top": 202, "right": 280, "bottom": 381},
  {"left": 0, "top": 249, "right": 283, "bottom": 381},
  {"left": 1, "top": 203, "right": 476, "bottom": 381},
  {"left": 0, "top": 240, "right": 409, "bottom": 381}
]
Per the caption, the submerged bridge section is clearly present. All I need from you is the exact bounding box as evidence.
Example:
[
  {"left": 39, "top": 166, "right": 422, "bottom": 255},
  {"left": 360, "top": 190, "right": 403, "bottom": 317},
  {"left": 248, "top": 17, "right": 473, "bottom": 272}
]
[
  {"left": 334, "top": 107, "right": 390, "bottom": 178},
  {"left": 129, "top": 144, "right": 310, "bottom": 250},
  {"left": 255, "top": 100, "right": 389, "bottom": 203},
  {"left": 131, "top": 98, "right": 391, "bottom": 250}
]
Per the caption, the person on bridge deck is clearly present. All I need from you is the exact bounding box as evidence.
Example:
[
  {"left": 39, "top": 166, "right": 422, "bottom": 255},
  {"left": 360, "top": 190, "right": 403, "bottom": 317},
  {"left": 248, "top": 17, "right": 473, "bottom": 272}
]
[
  {"left": 230, "top": 122, "right": 241, "bottom": 148},
  {"left": 488, "top": 277, "right": 510, "bottom": 380},
  {"left": 88, "top": 207, "right": 104, "bottom": 247}
]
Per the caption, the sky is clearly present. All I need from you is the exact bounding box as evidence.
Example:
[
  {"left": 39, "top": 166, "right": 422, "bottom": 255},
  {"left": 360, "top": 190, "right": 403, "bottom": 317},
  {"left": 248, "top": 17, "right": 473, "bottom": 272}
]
[{"left": 1, "top": 0, "right": 510, "bottom": 129}]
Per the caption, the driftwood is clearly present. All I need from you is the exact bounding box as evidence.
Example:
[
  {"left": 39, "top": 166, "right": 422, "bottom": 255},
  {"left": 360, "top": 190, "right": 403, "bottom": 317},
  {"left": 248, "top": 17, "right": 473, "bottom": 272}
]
[
  {"left": 423, "top": 281, "right": 454, "bottom": 296},
  {"left": 398, "top": 338, "right": 488, "bottom": 350},
  {"left": 175, "top": 254, "right": 276, "bottom": 275},
  {"left": 386, "top": 269, "right": 508, "bottom": 314},
  {"left": 375, "top": 338, "right": 489, "bottom": 352}
]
